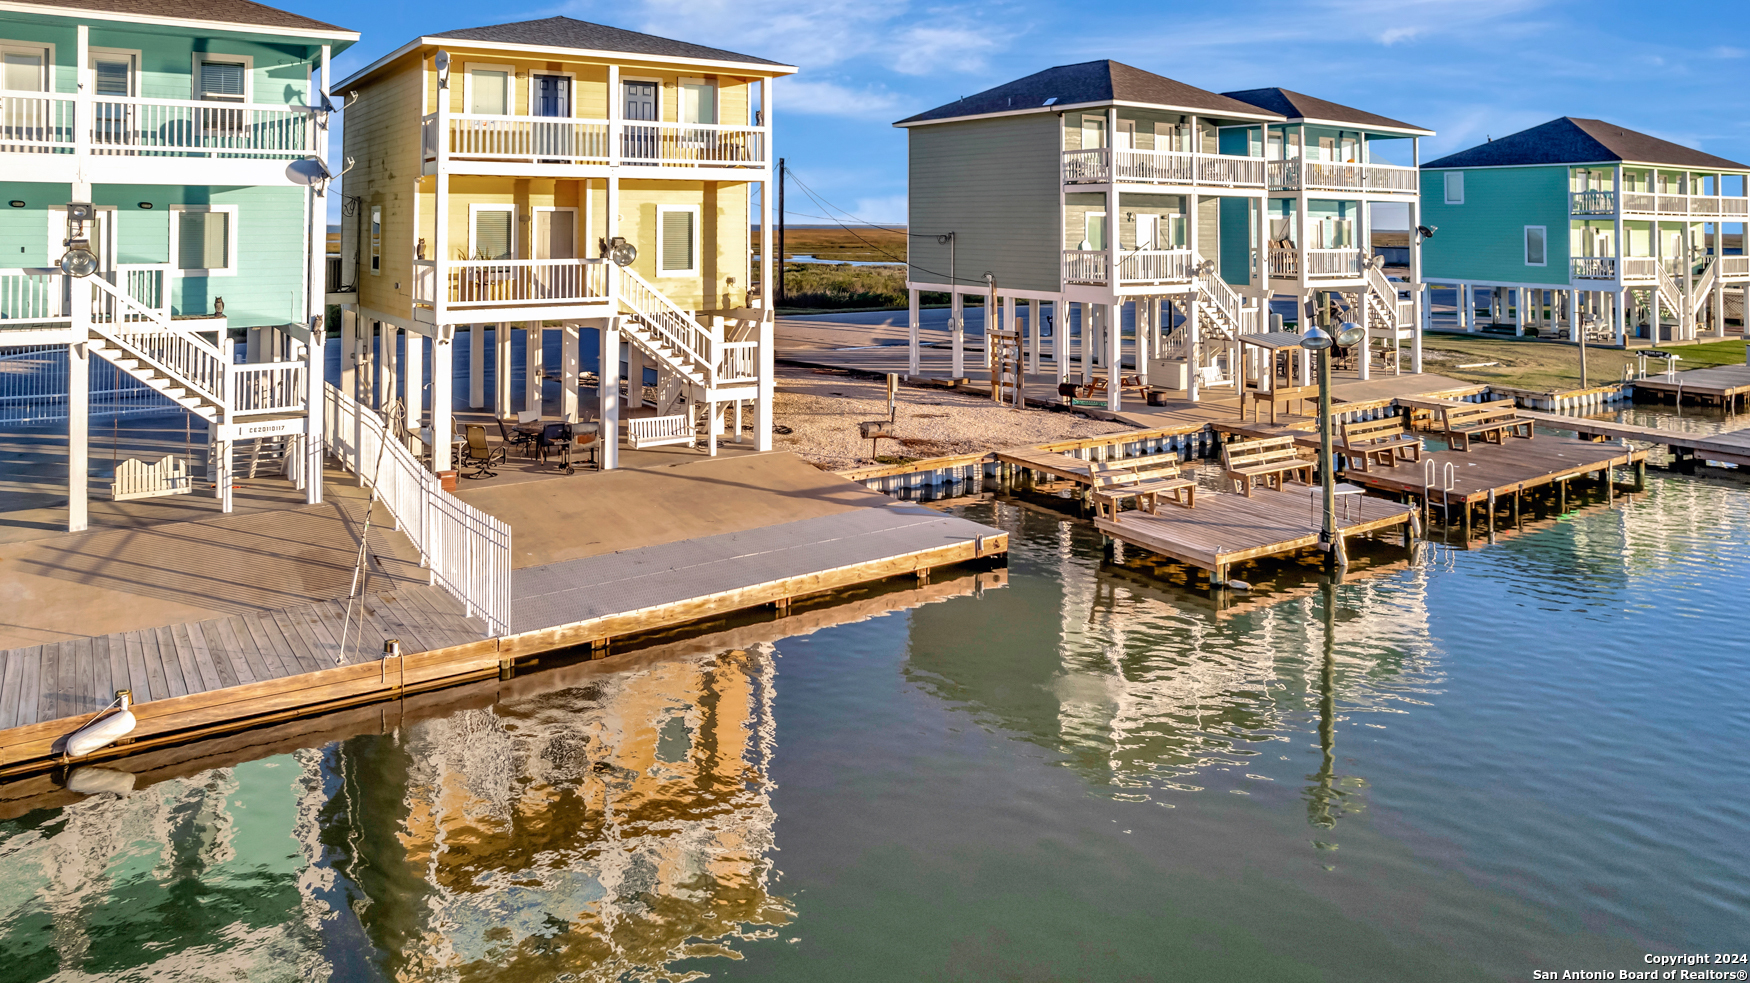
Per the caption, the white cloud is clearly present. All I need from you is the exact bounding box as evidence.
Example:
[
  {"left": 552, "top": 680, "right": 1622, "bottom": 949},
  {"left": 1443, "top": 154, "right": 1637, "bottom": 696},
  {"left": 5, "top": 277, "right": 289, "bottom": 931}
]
[
  {"left": 892, "top": 23, "right": 1002, "bottom": 76},
  {"left": 778, "top": 79, "right": 904, "bottom": 119},
  {"left": 849, "top": 194, "right": 908, "bottom": 224}
]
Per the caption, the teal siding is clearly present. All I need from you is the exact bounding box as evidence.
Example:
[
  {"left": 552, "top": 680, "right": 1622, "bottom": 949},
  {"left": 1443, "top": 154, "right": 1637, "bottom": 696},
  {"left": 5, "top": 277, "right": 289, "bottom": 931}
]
[
  {"left": 1420, "top": 165, "right": 1571, "bottom": 286},
  {"left": 1218, "top": 196, "right": 1250, "bottom": 286},
  {"left": 908, "top": 113, "right": 1062, "bottom": 293},
  {"left": 94, "top": 185, "right": 308, "bottom": 327},
  {"left": 0, "top": 185, "right": 69, "bottom": 267},
  {"left": 0, "top": 20, "right": 316, "bottom": 104}
]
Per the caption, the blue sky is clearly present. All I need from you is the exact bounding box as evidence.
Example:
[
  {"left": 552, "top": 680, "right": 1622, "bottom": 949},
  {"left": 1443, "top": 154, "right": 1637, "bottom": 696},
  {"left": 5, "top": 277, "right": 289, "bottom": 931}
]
[{"left": 323, "top": 0, "right": 1750, "bottom": 227}]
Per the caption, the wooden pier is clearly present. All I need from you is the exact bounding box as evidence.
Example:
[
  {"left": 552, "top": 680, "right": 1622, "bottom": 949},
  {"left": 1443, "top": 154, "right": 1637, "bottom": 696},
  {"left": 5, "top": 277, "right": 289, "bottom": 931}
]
[
  {"left": 1630, "top": 363, "right": 1750, "bottom": 408},
  {"left": 1093, "top": 486, "right": 1415, "bottom": 582},
  {"left": 1520, "top": 411, "right": 1750, "bottom": 468},
  {"left": 1338, "top": 435, "right": 1646, "bottom": 537}
]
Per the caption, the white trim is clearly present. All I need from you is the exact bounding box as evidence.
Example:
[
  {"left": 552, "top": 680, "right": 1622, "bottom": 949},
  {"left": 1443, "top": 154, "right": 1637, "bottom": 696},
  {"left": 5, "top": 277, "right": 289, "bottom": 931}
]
[
  {"left": 1524, "top": 225, "right": 1548, "bottom": 267},
  {"left": 0, "top": 38, "right": 53, "bottom": 92},
  {"left": 88, "top": 46, "right": 140, "bottom": 96},
  {"left": 0, "top": 1, "right": 357, "bottom": 42},
  {"left": 1443, "top": 171, "right": 1464, "bottom": 205},
  {"left": 462, "top": 61, "right": 515, "bottom": 116},
  {"left": 167, "top": 204, "right": 241, "bottom": 277},
  {"left": 1266, "top": 115, "right": 1434, "bottom": 137},
  {"left": 531, "top": 205, "right": 578, "bottom": 259},
  {"left": 190, "top": 52, "right": 252, "bottom": 103},
  {"left": 334, "top": 37, "right": 794, "bottom": 94},
  {"left": 467, "top": 203, "right": 517, "bottom": 260},
  {"left": 656, "top": 204, "right": 699, "bottom": 277},
  {"left": 896, "top": 99, "right": 1284, "bottom": 130}
]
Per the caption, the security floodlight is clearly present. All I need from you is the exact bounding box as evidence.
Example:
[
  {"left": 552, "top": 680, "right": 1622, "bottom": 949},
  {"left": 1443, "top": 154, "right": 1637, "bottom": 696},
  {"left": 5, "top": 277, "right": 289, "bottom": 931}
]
[
  {"left": 1335, "top": 320, "right": 1366, "bottom": 348},
  {"left": 66, "top": 202, "right": 95, "bottom": 224},
  {"left": 1416, "top": 224, "right": 1437, "bottom": 240},
  {"left": 605, "top": 236, "right": 637, "bottom": 267},
  {"left": 60, "top": 240, "right": 98, "bottom": 277},
  {"left": 1301, "top": 324, "right": 1333, "bottom": 350}
]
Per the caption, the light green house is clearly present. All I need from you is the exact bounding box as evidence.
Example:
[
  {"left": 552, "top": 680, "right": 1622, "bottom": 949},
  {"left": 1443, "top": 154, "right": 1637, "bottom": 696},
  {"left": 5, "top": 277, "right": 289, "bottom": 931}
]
[
  {"left": 1420, "top": 118, "right": 1750, "bottom": 346},
  {"left": 0, "top": 0, "right": 356, "bottom": 530},
  {"left": 896, "top": 61, "right": 1431, "bottom": 410}
]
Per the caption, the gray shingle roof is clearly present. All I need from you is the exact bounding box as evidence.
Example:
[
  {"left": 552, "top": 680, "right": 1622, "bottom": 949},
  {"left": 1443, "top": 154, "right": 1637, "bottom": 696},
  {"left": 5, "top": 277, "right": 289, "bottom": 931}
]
[
  {"left": 1220, "top": 87, "right": 1430, "bottom": 135},
  {"left": 896, "top": 60, "right": 1283, "bottom": 126},
  {"left": 1424, "top": 117, "right": 1748, "bottom": 170},
  {"left": 428, "top": 16, "right": 788, "bottom": 68},
  {"left": 8, "top": 0, "right": 351, "bottom": 34}
]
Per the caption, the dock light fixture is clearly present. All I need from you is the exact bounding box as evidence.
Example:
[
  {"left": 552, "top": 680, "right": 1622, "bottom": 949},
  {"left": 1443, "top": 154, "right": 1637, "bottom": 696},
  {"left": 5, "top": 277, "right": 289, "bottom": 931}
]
[
  {"left": 604, "top": 236, "right": 637, "bottom": 267},
  {"left": 60, "top": 202, "right": 98, "bottom": 277},
  {"left": 1308, "top": 321, "right": 1367, "bottom": 570}
]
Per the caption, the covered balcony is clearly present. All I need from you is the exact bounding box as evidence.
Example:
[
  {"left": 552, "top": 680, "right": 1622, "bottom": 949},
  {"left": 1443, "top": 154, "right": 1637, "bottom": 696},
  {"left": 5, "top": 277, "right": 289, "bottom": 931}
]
[
  {"left": 1267, "top": 159, "right": 1416, "bottom": 195},
  {"left": 1061, "top": 248, "right": 1198, "bottom": 287},
  {"left": 1061, "top": 147, "right": 1265, "bottom": 189},
  {"left": 412, "top": 258, "right": 611, "bottom": 315},
  {"left": 423, "top": 114, "right": 766, "bottom": 169},
  {"left": 1268, "top": 245, "right": 1363, "bottom": 280},
  {"left": 0, "top": 93, "right": 316, "bottom": 158},
  {"left": 1569, "top": 190, "right": 1750, "bottom": 217}
]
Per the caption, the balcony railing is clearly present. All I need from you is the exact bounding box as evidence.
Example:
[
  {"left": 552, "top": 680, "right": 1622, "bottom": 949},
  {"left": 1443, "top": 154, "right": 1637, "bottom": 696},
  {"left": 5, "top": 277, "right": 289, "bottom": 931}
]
[
  {"left": 1060, "top": 248, "right": 1198, "bottom": 286},
  {"left": 412, "top": 258, "right": 611, "bottom": 308},
  {"left": 1061, "top": 148, "right": 1266, "bottom": 188},
  {"left": 1575, "top": 191, "right": 1750, "bottom": 217},
  {"left": 2, "top": 93, "right": 315, "bottom": 158},
  {"left": 427, "top": 114, "right": 766, "bottom": 168},
  {"left": 1269, "top": 246, "right": 1363, "bottom": 279},
  {"left": 1620, "top": 257, "right": 1661, "bottom": 280},
  {"left": 1269, "top": 159, "right": 1417, "bottom": 194},
  {"left": 1571, "top": 257, "right": 1617, "bottom": 279},
  {"left": 717, "top": 340, "right": 759, "bottom": 383},
  {"left": 1062, "top": 250, "right": 1108, "bottom": 285}
]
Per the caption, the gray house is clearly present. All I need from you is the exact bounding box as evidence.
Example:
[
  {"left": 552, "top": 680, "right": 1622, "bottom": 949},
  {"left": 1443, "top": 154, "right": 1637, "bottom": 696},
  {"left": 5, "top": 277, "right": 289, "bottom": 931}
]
[{"left": 897, "top": 61, "right": 1433, "bottom": 408}]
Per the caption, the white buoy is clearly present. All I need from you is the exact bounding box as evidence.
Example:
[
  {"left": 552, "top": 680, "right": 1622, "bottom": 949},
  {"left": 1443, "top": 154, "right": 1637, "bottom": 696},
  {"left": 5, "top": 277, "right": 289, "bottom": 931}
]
[{"left": 65, "top": 690, "right": 136, "bottom": 758}]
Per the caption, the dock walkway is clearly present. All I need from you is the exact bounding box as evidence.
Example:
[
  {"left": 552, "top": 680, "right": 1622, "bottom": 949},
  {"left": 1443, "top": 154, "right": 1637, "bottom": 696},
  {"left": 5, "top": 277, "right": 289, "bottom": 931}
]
[{"left": 1520, "top": 412, "right": 1750, "bottom": 467}]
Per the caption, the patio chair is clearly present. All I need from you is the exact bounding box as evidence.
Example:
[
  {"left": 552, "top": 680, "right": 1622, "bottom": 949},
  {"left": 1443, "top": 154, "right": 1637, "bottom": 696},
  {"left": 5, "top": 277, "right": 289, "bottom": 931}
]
[
  {"left": 536, "top": 422, "right": 576, "bottom": 474},
  {"left": 497, "top": 416, "right": 538, "bottom": 458},
  {"left": 460, "top": 425, "right": 506, "bottom": 479}
]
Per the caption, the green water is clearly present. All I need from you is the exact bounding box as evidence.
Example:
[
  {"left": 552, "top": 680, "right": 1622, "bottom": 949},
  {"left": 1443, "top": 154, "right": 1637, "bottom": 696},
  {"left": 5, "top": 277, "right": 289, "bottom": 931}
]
[{"left": 2, "top": 470, "right": 1747, "bottom": 981}]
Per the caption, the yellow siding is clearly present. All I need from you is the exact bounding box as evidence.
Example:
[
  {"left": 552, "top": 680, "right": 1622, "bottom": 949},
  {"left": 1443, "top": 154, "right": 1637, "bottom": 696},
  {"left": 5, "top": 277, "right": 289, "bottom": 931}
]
[
  {"left": 435, "top": 49, "right": 754, "bottom": 125},
  {"left": 345, "top": 52, "right": 425, "bottom": 319}
]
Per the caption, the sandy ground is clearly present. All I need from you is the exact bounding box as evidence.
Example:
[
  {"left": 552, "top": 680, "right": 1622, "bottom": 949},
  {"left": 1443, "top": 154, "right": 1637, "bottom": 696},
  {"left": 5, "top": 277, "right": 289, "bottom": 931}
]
[{"left": 772, "top": 367, "right": 1131, "bottom": 470}]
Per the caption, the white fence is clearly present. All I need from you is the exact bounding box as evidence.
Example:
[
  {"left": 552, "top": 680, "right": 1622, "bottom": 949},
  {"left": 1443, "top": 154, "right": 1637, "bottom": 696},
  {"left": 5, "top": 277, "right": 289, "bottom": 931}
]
[
  {"left": 322, "top": 383, "right": 511, "bottom": 638},
  {"left": 0, "top": 344, "right": 179, "bottom": 425}
]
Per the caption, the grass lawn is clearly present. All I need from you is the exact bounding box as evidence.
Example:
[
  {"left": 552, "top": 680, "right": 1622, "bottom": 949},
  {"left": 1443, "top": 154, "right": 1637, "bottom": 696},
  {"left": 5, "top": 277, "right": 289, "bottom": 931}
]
[{"left": 1421, "top": 333, "right": 1747, "bottom": 392}]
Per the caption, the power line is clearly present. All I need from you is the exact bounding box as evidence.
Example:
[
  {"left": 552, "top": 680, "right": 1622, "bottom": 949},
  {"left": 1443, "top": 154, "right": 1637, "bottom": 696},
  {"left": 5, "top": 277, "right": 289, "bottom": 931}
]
[{"left": 782, "top": 169, "right": 988, "bottom": 287}]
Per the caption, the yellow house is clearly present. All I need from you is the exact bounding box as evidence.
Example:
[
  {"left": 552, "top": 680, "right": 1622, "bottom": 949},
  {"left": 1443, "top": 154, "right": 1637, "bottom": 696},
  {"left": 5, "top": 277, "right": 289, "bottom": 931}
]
[{"left": 334, "top": 17, "right": 795, "bottom": 470}]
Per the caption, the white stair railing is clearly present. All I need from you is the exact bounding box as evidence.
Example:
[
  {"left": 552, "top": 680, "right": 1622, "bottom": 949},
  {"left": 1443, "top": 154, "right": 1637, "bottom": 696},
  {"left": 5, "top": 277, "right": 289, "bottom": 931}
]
[
  {"left": 1192, "top": 256, "right": 1257, "bottom": 336},
  {"left": 1688, "top": 259, "right": 1717, "bottom": 318},
  {"left": 617, "top": 266, "right": 714, "bottom": 384},
  {"left": 1366, "top": 263, "right": 1408, "bottom": 328},
  {"left": 322, "top": 383, "right": 511, "bottom": 638},
  {"left": 87, "top": 276, "right": 228, "bottom": 410}
]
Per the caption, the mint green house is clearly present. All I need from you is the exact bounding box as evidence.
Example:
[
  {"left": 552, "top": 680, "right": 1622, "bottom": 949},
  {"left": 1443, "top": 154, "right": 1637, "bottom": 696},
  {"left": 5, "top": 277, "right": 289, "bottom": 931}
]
[
  {"left": 1419, "top": 118, "right": 1749, "bottom": 346},
  {"left": 0, "top": 0, "right": 356, "bottom": 530}
]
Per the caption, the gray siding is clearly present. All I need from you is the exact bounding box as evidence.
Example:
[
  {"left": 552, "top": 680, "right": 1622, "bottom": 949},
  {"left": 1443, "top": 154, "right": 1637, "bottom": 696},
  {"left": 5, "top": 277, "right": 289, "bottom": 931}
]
[{"left": 908, "top": 113, "right": 1063, "bottom": 293}]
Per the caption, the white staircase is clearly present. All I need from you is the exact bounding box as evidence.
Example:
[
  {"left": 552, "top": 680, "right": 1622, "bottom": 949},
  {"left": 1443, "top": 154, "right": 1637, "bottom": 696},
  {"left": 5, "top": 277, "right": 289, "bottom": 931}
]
[
  {"left": 1189, "top": 257, "right": 1259, "bottom": 342},
  {"left": 616, "top": 266, "right": 714, "bottom": 392},
  {"left": 85, "top": 276, "right": 228, "bottom": 422}
]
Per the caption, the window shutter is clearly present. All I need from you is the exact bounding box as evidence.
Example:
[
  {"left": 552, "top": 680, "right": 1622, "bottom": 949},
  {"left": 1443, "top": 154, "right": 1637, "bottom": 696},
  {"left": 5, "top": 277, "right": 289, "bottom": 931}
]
[
  {"left": 200, "top": 61, "right": 245, "bottom": 100},
  {"left": 475, "top": 211, "right": 511, "bottom": 260},
  {"left": 661, "top": 210, "right": 694, "bottom": 272}
]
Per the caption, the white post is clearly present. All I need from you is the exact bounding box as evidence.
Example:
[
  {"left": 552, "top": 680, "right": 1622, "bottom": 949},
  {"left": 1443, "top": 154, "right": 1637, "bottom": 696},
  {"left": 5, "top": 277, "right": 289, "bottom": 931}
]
[
  {"left": 73, "top": 25, "right": 89, "bottom": 164},
  {"left": 1004, "top": 293, "right": 1018, "bottom": 388},
  {"left": 599, "top": 317, "right": 620, "bottom": 469},
  {"left": 1106, "top": 303, "right": 1122, "bottom": 413},
  {"left": 1136, "top": 297, "right": 1149, "bottom": 387},
  {"left": 561, "top": 321, "right": 580, "bottom": 422},
  {"left": 405, "top": 332, "right": 424, "bottom": 433},
  {"left": 1514, "top": 287, "right": 1525, "bottom": 337},
  {"left": 380, "top": 324, "right": 398, "bottom": 408},
  {"left": 67, "top": 278, "right": 90, "bottom": 533},
  {"left": 524, "top": 321, "right": 542, "bottom": 414},
  {"left": 758, "top": 76, "right": 773, "bottom": 314},
  {"left": 339, "top": 310, "right": 357, "bottom": 397},
  {"left": 1028, "top": 298, "right": 1041, "bottom": 374},
  {"left": 907, "top": 287, "right": 921, "bottom": 378},
  {"left": 1187, "top": 295, "right": 1201, "bottom": 402},
  {"left": 432, "top": 329, "right": 452, "bottom": 473},
  {"left": 1053, "top": 295, "right": 1068, "bottom": 384},
  {"left": 625, "top": 339, "right": 644, "bottom": 410},
  {"left": 303, "top": 40, "right": 332, "bottom": 509},
  {"left": 494, "top": 322, "right": 512, "bottom": 417},
  {"left": 950, "top": 290, "right": 964, "bottom": 379},
  {"left": 469, "top": 323, "right": 484, "bottom": 408},
  {"left": 1614, "top": 288, "right": 1627, "bottom": 347},
  {"left": 756, "top": 311, "right": 774, "bottom": 451}
]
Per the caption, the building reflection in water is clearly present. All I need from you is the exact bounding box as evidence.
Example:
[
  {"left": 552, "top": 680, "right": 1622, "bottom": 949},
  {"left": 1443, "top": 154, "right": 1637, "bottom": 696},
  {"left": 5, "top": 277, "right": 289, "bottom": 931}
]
[{"left": 905, "top": 504, "right": 1436, "bottom": 833}]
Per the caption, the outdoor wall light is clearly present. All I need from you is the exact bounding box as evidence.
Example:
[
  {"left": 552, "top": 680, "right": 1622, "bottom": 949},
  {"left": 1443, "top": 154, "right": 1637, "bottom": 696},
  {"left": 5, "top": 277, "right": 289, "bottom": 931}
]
[
  {"left": 1301, "top": 324, "right": 1332, "bottom": 350},
  {"left": 1335, "top": 321, "right": 1365, "bottom": 347},
  {"left": 7, "top": 200, "right": 23, "bottom": 208},
  {"left": 60, "top": 240, "right": 99, "bottom": 277},
  {"left": 138, "top": 202, "right": 154, "bottom": 209},
  {"left": 604, "top": 236, "right": 637, "bottom": 267}
]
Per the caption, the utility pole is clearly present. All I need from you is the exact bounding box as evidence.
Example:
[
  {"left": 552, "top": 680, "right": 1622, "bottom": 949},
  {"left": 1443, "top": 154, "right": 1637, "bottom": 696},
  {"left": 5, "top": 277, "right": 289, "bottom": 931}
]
[{"left": 776, "top": 157, "right": 786, "bottom": 306}]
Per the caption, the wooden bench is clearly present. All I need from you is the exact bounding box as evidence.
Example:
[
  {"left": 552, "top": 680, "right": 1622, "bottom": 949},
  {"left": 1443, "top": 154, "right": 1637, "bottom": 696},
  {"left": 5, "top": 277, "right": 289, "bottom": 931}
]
[
  {"left": 1090, "top": 457, "right": 1196, "bottom": 521},
  {"left": 628, "top": 414, "right": 694, "bottom": 449},
  {"left": 1221, "top": 435, "right": 1313, "bottom": 496},
  {"left": 1339, "top": 416, "right": 1422, "bottom": 472},
  {"left": 1442, "top": 402, "right": 1532, "bottom": 451}
]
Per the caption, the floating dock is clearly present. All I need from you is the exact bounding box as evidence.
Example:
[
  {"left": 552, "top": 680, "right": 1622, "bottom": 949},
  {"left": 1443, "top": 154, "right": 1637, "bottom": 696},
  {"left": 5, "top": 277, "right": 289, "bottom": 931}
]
[
  {"left": 1093, "top": 486, "right": 1415, "bottom": 582},
  {"left": 1520, "top": 411, "right": 1750, "bottom": 468},
  {"left": 0, "top": 453, "right": 1007, "bottom": 775},
  {"left": 1630, "top": 363, "right": 1750, "bottom": 408}
]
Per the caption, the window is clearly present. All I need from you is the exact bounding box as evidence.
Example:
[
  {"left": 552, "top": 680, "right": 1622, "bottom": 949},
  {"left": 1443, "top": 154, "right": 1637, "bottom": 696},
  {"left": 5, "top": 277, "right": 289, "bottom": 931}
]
[
  {"left": 466, "top": 65, "right": 512, "bottom": 116},
  {"left": 369, "top": 205, "right": 381, "bottom": 274},
  {"left": 1524, "top": 225, "right": 1546, "bottom": 267},
  {"left": 92, "top": 55, "right": 132, "bottom": 96},
  {"left": 1080, "top": 115, "right": 1105, "bottom": 150},
  {"left": 1444, "top": 171, "right": 1464, "bottom": 205},
  {"left": 469, "top": 205, "right": 515, "bottom": 260},
  {"left": 169, "top": 206, "right": 237, "bottom": 275},
  {"left": 658, "top": 205, "right": 698, "bottom": 276},
  {"left": 1, "top": 44, "right": 49, "bottom": 92},
  {"left": 196, "top": 58, "right": 248, "bottom": 102},
  {"left": 679, "top": 77, "right": 716, "bottom": 125}
]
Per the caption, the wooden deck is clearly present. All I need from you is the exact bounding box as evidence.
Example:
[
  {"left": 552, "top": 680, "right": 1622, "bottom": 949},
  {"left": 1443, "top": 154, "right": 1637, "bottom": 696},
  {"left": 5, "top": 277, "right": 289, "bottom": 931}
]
[
  {"left": 1093, "top": 486, "right": 1414, "bottom": 580},
  {"left": 1519, "top": 413, "right": 1750, "bottom": 467},
  {"left": 1631, "top": 363, "right": 1750, "bottom": 406}
]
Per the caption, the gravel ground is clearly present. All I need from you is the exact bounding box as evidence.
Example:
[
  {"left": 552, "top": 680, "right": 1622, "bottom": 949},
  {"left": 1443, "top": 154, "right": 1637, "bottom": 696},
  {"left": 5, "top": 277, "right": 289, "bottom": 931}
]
[{"left": 773, "top": 367, "right": 1131, "bottom": 470}]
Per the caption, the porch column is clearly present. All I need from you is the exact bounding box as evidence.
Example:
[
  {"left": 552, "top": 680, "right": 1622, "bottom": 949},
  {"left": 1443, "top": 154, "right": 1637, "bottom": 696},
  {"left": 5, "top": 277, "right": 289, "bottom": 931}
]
[
  {"left": 950, "top": 290, "right": 964, "bottom": 380},
  {"left": 405, "top": 332, "right": 424, "bottom": 434},
  {"left": 1136, "top": 297, "right": 1150, "bottom": 387},
  {"left": 524, "top": 321, "right": 542, "bottom": 415},
  {"left": 304, "top": 327, "right": 323, "bottom": 503},
  {"left": 1054, "top": 296, "right": 1068, "bottom": 384},
  {"left": 469, "top": 324, "right": 484, "bottom": 408},
  {"left": 67, "top": 276, "right": 91, "bottom": 533},
  {"left": 1027, "top": 299, "right": 1041, "bottom": 374},
  {"left": 625, "top": 339, "right": 644, "bottom": 410},
  {"left": 340, "top": 309, "right": 357, "bottom": 400},
  {"left": 1004, "top": 293, "right": 1018, "bottom": 388},
  {"left": 494, "top": 323, "right": 513, "bottom": 418},
  {"left": 1186, "top": 297, "right": 1201, "bottom": 403},
  {"left": 561, "top": 321, "right": 580, "bottom": 422},
  {"left": 1614, "top": 288, "right": 1627, "bottom": 346},
  {"left": 380, "top": 324, "right": 398, "bottom": 409},
  {"left": 1514, "top": 288, "right": 1525, "bottom": 337},
  {"left": 598, "top": 317, "right": 620, "bottom": 470},
  {"left": 907, "top": 287, "right": 921, "bottom": 378},
  {"left": 431, "top": 330, "right": 453, "bottom": 473},
  {"left": 1412, "top": 285, "right": 1425, "bottom": 373},
  {"left": 1649, "top": 288, "right": 1661, "bottom": 344},
  {"left": 1569, "top": 288, "right": 1581, "bottom": 342},
  {"left": 756, "top": 311, "right": 775, "bottom": 452},
  {"left": 1107, "top": 303, "right": 1122, "bottom": 413}
]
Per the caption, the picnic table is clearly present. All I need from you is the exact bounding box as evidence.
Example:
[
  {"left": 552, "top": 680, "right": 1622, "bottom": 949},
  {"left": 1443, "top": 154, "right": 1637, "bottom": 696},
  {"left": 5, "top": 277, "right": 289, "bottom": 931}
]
[{"left": 1241, "top": 384, "right": 1317, "bottom": 424}]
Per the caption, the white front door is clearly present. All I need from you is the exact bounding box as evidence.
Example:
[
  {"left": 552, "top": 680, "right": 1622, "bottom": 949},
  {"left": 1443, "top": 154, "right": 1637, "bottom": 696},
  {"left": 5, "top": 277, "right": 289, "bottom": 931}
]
[
  {"left": 1115, "top": 119, "right": 1136, "bottom": 151},
  {"left": 1081, "top": 115, "right": 1105, "bottom": 150},
  {"left": 1136, "top": 213, "right": 1160, "bottom": 251}
]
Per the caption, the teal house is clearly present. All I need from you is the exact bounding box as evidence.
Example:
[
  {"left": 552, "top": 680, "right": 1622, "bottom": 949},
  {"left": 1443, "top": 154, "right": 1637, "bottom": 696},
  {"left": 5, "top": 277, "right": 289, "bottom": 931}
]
[
  {"left": 1419, "top": 118, "right": 1749, "bottom": 345},
  {"left": 0, "top": 0, "right": 356, "bottom": 530}
]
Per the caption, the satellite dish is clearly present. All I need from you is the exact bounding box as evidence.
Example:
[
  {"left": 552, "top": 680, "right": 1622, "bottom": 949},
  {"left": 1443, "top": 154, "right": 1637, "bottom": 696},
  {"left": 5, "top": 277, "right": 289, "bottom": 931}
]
[
  {"left": 434, "top": 50, "right": 451, "bottom": 72},
  {"left": 285, "top": 156, "right": 332, "bottom": 186}
]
